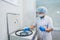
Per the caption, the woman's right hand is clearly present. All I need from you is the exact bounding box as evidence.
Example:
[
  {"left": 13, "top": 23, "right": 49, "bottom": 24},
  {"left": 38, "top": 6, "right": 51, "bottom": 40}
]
[{"left": 30, "top": 25, "right": 35, "bottom": 29}]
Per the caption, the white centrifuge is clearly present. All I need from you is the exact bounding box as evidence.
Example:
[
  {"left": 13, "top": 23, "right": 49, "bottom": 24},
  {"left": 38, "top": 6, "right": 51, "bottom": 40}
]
[
  {"left": 10, "top": 29, "right": 37, "bottom": 40},
  {"left": 7, "top": 13, "right": 37, "bottom": 40}
]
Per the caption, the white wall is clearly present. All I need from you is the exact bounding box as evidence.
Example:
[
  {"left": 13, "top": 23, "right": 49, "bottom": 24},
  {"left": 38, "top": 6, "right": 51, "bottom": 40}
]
[
  {"left": 22, "top": 0, "right": 36, "bottom": 27},
  {"left": 0, "top": 0, "right": 23, "bottom": 40}
]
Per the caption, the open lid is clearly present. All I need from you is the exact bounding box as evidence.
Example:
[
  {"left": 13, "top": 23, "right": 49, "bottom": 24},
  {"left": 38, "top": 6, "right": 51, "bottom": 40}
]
[{"left": 7, "top": 13, "right": 22, "bottom": 34}]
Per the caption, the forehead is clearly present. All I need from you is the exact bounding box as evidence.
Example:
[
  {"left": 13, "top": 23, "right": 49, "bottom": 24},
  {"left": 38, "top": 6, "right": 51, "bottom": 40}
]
[{"left": 36, "top": 12, "right": 45, "bottom": 14}]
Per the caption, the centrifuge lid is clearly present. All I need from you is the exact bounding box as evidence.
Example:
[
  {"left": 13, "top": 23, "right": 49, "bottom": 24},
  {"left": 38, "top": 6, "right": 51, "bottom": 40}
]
[{"left": 15, "top": 30, "right": 33, "bottom": 37}]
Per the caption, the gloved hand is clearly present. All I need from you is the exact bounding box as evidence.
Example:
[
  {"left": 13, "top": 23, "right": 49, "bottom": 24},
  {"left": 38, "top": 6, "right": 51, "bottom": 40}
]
[
  {"left": 39, "top": 26, "right": 46, "bottom": 31},
  {"left": 23, "top": 27, "right": 30, "bottom": 32}
]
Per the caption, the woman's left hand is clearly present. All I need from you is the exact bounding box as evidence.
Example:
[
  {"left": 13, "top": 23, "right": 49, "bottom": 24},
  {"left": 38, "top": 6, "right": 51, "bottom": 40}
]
[{"left": 46, "top": 28, "right": 53, "bottom": 32}]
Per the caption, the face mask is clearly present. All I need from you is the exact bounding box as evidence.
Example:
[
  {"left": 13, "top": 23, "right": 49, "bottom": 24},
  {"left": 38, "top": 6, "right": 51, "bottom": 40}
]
[{"left": 39, "top": 15, "right": 44, "bottom": 17}]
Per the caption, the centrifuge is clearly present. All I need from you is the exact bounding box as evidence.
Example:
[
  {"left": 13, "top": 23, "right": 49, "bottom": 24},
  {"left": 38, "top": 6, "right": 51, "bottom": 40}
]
[{"left": 10, "top": 29, "right": 36, "bottom": 40}]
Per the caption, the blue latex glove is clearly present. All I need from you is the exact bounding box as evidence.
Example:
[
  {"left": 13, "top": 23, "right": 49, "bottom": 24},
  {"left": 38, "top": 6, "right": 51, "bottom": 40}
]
[
  {"left": 23, "top": 27, "right": 30, "bottom": 32},
  {"left": 39, "top": 26, "right": 46, "bottom": 31}
]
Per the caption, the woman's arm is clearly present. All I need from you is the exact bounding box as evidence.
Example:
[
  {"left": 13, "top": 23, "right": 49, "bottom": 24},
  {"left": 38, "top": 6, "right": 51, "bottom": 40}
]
[
  {"left": 46, "top": 28, "right": 53, "bottom": 32},
  {"left": 30, "top": 25, "right": 35, "bottom": 29}
]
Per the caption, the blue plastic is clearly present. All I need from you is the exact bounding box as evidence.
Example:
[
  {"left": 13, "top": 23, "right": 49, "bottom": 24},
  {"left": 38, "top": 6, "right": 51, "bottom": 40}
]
[
  {"left": 39, "top": 26, "right": 46, "bottom": 31},
  {"left": 37, "top": 7, "right": 47, "bottom": 14},
  {"left": 23, "top": 27, "right": 30, "bottom": 32}
]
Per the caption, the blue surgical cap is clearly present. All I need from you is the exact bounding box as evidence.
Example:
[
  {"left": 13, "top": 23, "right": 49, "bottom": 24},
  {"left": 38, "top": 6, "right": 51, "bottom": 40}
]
[{"left": 37, "top": 6, "right": 48, "bottom": 14}]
